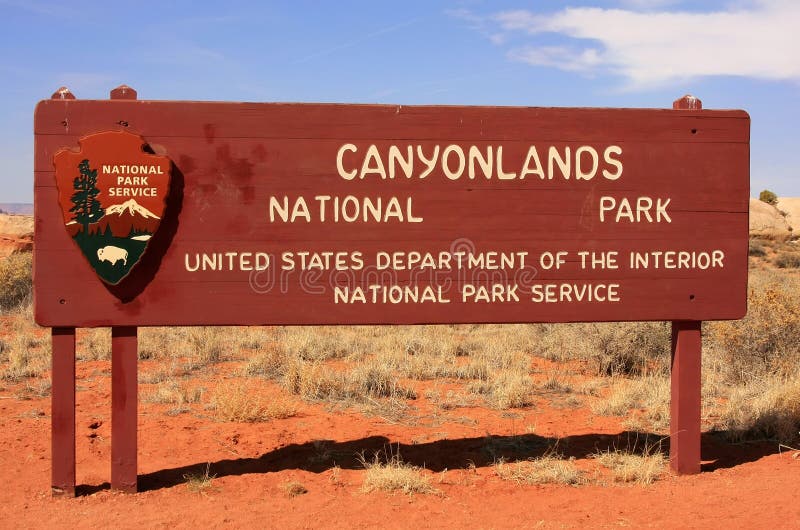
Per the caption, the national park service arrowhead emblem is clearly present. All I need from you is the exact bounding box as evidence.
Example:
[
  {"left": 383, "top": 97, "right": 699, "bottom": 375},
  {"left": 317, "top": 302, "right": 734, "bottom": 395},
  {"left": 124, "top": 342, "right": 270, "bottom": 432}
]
[{"left": 53, "top": 130, "right": 171, "bottom": 285}]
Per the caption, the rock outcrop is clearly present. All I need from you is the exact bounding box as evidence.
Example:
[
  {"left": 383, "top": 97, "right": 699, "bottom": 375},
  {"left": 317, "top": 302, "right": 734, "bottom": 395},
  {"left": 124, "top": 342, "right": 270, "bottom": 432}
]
[
  {"left": 749, "top": 198, "right": 793, "bottom": 238},
  {"left": 0, "top": 214, "right": 34, "bottom": 258}
]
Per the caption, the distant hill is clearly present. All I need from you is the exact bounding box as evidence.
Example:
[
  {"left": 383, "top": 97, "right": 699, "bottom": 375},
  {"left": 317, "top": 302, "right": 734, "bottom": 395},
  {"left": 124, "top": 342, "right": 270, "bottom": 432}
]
[{"left": 0, "top": 203, "right": 33, "bottom": 215}]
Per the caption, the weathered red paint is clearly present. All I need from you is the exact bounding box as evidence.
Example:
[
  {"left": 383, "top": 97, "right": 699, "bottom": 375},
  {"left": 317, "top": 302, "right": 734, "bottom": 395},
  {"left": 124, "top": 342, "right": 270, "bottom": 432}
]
[
  {"left": 111, "top": 326, "right": 138, "bottom": 493},
  {"left": 33, "top": 99, "right": 749, "bottom": 327},
  {"left": 670, "top": 320, "right": 703, "bottom": 474},
  {"left": 51, "top": 327, "right": 76, "bottom": 496}
]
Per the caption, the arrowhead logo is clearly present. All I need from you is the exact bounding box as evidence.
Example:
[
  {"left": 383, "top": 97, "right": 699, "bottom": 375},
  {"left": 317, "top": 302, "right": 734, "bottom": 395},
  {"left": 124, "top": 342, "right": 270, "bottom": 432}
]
[{"left": 53, "top": 130, "right": 172, "bottom": 285}]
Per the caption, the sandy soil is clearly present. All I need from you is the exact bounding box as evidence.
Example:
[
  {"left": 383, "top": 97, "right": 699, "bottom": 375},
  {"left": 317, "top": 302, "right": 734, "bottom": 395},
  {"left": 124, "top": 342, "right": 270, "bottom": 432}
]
[{"left": 1, "top": 351, "right": 798, "bottom": 530}]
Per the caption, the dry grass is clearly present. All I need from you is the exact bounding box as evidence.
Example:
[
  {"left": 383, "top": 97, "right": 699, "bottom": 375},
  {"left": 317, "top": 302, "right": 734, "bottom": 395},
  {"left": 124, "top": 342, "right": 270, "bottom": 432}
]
[
  {"left": 282, "top": 359, "right": 416, "bottom": 403},
  {"left": 77, "top": 328, "right": 111, "bottom": 361},
  {"left": 708, "top": 270, "right": 800, "bottom": 382},
  {"left": 749, "top": 239, "right": 768, "bottom": 257},
  {"left": 0, "top": 252, "right": 31, "bottom": 312},
  {"left": 359, "top": 449, "right": 437, "bottom": 495},
  {"left": 0, "top": 331, "right": 51, "bottom": 381},
  {"left": 468, "top": 371, "right": 536, "bottom": 409},
  {"left": 774, "top": 251, "right": 800, "bottom": 268},
  {"left": 494, "top": 453, "right": 583, "bottom": 486},
  {"left": 242, "top": 347, "right": 289, "bottom": 379},
  {"left": 590, "top": 377, "right": 671, "bottom": 432},
  {"left": 187, "top": 327, "right": 237, "bottom": 365},
  {"left": 144, "top": 381, "right": 204, "bottom": 405},
  {"left": 720, "top": 377, "right": 800, "bottom": 443},
  {"left": 535, "top": 322, "right": 669, "bottom": 376},
  {"left": 425, "top": 387, "right": 479, "bottom": 410},
  {"left": 279, "top": 326, "right": 371, "bottom": 362},
  {"left": 210, "top": 380, "right": 298, "bottom": 422},
  {"left": 594, "top": 446, "right": 666, "bottom": 484},
  {"left": 184, "top": 463, "right": 217, "bottom": 494},
  {"left": 280, "top": 481, "right": 308, "bottom": 497}
]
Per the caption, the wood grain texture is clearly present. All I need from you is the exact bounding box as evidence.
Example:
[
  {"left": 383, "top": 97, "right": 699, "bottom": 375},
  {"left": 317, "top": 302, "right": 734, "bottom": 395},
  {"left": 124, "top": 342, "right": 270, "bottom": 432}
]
[{"left": 33, "top": 101, "right": 750, "bottom": 327}]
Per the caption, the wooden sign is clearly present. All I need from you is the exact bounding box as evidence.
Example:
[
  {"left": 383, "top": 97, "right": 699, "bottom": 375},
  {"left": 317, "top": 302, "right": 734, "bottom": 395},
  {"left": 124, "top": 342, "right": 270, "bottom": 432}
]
[{"left": 34, "top": 99, "right": 750, "bottom": 327}]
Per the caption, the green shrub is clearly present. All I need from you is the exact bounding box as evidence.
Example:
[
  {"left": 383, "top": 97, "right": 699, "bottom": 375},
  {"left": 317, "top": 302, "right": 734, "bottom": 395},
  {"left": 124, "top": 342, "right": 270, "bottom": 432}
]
[
  {"left": 0, "top": 253, "right": 32, "bottom": 312},
  {"left": 759, "top": 189, "right": 778, "bottom": 205}
]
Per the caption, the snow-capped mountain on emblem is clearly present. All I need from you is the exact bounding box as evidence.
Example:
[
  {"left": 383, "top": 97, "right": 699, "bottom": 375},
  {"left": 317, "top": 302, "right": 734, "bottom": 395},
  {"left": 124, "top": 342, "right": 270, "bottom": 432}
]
[
  {"left": 97, "top": 199, "right": 161, "bottom": 238},
  {"left": 53, "top": 130, "right": 172, "bottom": 285}
]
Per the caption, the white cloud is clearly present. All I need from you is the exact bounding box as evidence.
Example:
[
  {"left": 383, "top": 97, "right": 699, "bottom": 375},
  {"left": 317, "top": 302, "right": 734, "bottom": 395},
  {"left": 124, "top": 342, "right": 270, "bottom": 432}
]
[
  {"left": 491, "top": 0, "right": 800, "bottom": 89},
  {"left": 617, "top": 0, "right": 683, "bottom": 9}
]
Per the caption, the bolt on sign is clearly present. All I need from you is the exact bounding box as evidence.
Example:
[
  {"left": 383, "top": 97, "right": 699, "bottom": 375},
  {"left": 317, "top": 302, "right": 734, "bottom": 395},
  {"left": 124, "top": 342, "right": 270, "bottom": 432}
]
[{"left": 34, "top": 99, "right": 749, "bottom": 326}]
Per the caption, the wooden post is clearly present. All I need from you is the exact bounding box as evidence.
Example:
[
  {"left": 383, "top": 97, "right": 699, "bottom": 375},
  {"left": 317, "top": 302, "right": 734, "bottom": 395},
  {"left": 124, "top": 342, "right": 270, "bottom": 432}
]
[
  {"left": 670, "top": 320, "right": 702, "bottom": 474},
  {"left": 49, "top": 86, "right": 78, "bottom": 497},
  {"left": 111, "top": 326, "right": 138, "bottom": 492},
  {"left": 669, "top": 94, "right": 704, "bottom": 475},
  {"left": 108, "top": 85, "right": 139, "bottom": 493},
  {"left": 51, "top": 327, "right": 76, "bottom": 496}
]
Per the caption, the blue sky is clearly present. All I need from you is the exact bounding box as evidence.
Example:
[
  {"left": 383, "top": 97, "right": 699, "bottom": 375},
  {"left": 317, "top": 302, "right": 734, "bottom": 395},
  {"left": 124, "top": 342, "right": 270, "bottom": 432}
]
[{"left": 1, "top": 0, "right": 797, "bottom": 202}]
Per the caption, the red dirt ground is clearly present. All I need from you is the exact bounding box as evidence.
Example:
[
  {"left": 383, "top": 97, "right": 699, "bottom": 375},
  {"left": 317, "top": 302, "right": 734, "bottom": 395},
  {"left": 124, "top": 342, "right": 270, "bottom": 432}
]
[{"left": 1, "top": 351, "right": 798, "bottom": 530}]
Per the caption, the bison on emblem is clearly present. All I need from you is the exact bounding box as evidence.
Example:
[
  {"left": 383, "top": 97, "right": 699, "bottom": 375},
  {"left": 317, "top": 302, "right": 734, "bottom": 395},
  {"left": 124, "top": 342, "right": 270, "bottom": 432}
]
[{"left": 97, "top": 246, "right": 129, "bottom": 266}]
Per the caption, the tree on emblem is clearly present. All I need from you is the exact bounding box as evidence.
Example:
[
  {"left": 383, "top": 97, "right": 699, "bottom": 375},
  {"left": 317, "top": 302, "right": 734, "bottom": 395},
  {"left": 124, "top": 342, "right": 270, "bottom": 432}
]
[{"left": 69, "top": 159, "right": 104, "bottom": 235}]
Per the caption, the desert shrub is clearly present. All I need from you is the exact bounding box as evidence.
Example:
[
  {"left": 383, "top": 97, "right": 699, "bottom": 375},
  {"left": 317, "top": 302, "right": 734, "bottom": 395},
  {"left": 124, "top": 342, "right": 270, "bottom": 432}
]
[
  {"left": 184, "top": 463, "right": 216, "bottom": 493},
  {"left": 494, "top": 454, "right": 583, "bottom": 485},
  {"left": 242, "top": 347, "right": 289, "bottom": 379},
  {"left": 591, "top": 376, "right": 670, "bottom": 431},
  {"left": 0, "top": 253, "right": 32, "bottom": 312},
  {"left": 77, "top": 328, "right": 111, "bottom": 361},
  {"left": 283, "top": 360, "right": 350, "bottom": 400},
  {"left": 359, "top": 449, "right": 436, "bottom": 495},
  {"left": 144, "top": 381, "right": 204, "bottom": 405},
  {"left": 211, "top": 380, "right": 296, "bottom": 422},
  {"left": 720, "top": 377, "right": 800, "bottom": 443},
  {"left": 279, "top": 326, "right": 371, "bottom": 362},
  {"left": 748, "top": 239, "right": 767, "bottom": 257},
  {"left": 187, "top": 327, "right": 236, "bottom": 365},
  {"left": 708, "top": 274, "right": 800, "bottom": 381},
  {"left": 467, "top": 371, "right": 535, "bottom": 409},
  {"left": 282, "top": 359, "right": 415, "bottom": 403},
  {"left": 594, "top": 447, "right": 665, "bottom": 484},
  {"left": 774, "top": 252, "right": 800, "bottom": 268},
  {"left": 280, "top": 481, "right": 308, "bottom": 497},
  {"left": 139, "top": 327, "right": 186, "bottom": 360},
  {"left": 350, "top": 363, "right": 416, "bottom": 398},
  {"left": 1, "top": 333, "right": 51, "bottom": 381},
  {"left": 759, "top": 189, "right": 778, "bottom": 205},
  {"left": 537, "top": 322, "right": 669, "bottom": 376}
]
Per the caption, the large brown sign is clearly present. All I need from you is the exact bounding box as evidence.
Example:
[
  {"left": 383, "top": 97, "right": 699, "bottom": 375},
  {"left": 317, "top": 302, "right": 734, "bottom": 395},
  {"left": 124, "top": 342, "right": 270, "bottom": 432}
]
[{"left": 34, "top": 100, "right": 749, "bottom": 327}]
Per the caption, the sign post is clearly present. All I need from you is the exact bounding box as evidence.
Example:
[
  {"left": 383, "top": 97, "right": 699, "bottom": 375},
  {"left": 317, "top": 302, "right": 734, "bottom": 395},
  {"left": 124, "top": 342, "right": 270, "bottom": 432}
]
[
  {"left": 36, "top": 86, "right": 749, "bottom": 495},
  {"left": 51, "top": 327, "right": 76, "bottom": 496}
]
